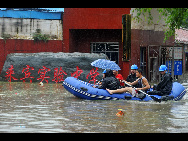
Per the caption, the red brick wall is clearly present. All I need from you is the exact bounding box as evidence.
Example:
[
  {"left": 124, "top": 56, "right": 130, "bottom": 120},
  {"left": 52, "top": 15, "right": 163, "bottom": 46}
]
[
  {"left": 62, "top": 8, "right": 131, "bottom": 79},
  {"left": 0, "top": 39, "right": 63, "bottom": 73},
  {"left": 63, "top": 8, "right": 131, "bottom": 53}
]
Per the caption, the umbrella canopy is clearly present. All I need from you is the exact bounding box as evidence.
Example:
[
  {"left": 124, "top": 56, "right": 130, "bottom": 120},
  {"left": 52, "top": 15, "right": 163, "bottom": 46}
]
[{"left": 91, "top": 59, "right": 121, "bottom": 70}]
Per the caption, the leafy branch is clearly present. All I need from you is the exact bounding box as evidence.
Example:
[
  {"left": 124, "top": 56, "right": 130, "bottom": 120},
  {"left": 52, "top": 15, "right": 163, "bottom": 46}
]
[{"left": 132, "top": 8, "right": 188, "bottom": 41}]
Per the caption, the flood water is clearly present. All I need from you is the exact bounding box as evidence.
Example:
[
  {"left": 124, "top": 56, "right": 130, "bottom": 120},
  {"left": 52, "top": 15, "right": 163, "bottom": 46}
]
[{"left": 0, "top": 81, "right": 188, "bottom": 133}]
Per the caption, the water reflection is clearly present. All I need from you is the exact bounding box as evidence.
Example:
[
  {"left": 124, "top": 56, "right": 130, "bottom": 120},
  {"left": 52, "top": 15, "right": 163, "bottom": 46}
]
[{"left": 0, "top": 81, "right": 188, "bottom": 132}]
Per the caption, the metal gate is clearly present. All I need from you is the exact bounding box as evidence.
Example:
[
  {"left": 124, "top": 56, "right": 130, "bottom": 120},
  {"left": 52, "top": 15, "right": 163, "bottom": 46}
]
[
  {"left": 140, "top": 47, "right": 147, "bottom": 77},
  {"left": 148, "top": 45, "right": 183, "bottom": 82},
  {"left": 90, "top": 42, "right": 119, "bottom": 64},
  {"left": 148, "top": 45, "right": 160, "bottom": 82}
]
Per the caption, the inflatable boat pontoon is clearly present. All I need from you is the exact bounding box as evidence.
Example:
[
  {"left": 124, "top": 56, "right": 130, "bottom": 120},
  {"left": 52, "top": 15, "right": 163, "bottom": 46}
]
[{"left": 63, "top": 77, "right": 186, "bottom": 102}]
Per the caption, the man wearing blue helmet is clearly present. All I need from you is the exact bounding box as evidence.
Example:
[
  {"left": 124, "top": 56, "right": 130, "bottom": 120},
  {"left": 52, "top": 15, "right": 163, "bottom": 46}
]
[
  {"left": 126, "top": 64, "right": 138, "bottom": 84},
  {"left": 148, "top": 65, "right": 173, "bottom": 96},
  {"left": 106, "top": 68, "right": 150, "bottom": 99}
]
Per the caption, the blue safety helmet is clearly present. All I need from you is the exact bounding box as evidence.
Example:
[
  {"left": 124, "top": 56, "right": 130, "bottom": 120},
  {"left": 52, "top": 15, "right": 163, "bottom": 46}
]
[
  {"left": 159, "top": 65, "right": 167, "bottom": 71},
  {"left": 103, "top": 69, "right": 107, "bottom": 73},
  {"left": 131, "top": 64, "right": 138, "bottom": 70}
]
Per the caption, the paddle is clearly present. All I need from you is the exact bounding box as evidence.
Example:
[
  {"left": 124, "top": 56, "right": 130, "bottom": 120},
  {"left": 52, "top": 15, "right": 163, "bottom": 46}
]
[{"left": 123, "top": 81, "right": 161, "bottom": 102}]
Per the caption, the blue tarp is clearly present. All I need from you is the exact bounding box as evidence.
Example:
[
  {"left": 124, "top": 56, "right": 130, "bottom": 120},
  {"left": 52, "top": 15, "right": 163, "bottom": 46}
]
[{"left": 0, "top": 10, "right": 62, "bottom": 20}]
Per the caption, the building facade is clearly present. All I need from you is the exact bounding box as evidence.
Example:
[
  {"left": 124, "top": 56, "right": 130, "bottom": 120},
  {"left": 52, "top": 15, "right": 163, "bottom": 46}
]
[
  {"left": 63, "top": 8, "right": 175, "bottom": 80},
  {"left": 0, "top": 8, "right": 176, "bottom": 81},
  {"left": 63, "top": 8, "right": 131, "bottom": 78}
]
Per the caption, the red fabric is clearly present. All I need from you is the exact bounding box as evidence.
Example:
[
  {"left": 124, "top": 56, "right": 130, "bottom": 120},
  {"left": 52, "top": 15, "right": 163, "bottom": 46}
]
[{"left": 115, "top": 74, "right": 124, "bottom": 86}]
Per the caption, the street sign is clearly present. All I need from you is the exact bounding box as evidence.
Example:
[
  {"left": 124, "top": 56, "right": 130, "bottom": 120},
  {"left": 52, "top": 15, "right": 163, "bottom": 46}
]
[
  {"left": 174, "top": 61, "right": 182, "bottom": 75},
  {"left": 166, "top": 60, "right": 182, "bottom": 75},
  {"left": 166, "top": 60, "right": 172, "bottom": 73}
]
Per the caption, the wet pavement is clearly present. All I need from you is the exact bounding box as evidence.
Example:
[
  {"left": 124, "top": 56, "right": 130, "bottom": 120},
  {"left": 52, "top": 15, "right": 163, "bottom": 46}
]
[{"left": 0, "top": 81, "right": 188, "bottom": 133}]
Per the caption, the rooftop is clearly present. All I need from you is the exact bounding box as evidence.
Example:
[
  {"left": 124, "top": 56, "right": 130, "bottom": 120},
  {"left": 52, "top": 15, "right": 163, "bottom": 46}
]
[
  {"left": 0, "top": 8, "right": 62, "bottom": 20},
  {"left": 175, "top": 28, "right": 188, "bottom": 44}
]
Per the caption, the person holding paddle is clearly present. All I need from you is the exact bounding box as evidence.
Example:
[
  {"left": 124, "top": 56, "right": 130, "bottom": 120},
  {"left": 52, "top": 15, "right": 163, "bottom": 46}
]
[
  {"left": 148, "top": 65, "right": 173, "bottom": 96},
  {"left": 106, "top": 69, "right": 150, "bottom": 99}
]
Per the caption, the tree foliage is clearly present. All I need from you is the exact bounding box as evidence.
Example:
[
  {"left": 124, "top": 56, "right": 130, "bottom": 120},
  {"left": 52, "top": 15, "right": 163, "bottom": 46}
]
[{"left": 133, "top": 8, "right": 188, "bottom": 41}]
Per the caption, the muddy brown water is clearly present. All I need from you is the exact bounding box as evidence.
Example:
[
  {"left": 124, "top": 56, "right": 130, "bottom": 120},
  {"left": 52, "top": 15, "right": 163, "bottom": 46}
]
[{"left": 0, "top": 81, "right": 188, "bottom": 133}]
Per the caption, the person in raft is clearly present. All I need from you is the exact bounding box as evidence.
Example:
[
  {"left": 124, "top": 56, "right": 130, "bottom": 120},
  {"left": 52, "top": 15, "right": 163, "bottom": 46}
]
[
  {"left": 126, "top": 64, "right": 138, "bottom": 83},
  {"left": 113, "top": 70, "right": 124, "bottom": 87},
  {"left": 97, "top": 69, "right": 121, "bottom": 90},
  {"left": 106, "top": 68, "right": 150, "bottom": 99},
  {"left": 148, "top": 65, "right": 173, "bottom": 96}
]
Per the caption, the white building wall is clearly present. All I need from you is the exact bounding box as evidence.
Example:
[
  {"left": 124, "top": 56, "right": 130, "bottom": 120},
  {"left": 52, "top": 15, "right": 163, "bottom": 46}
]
[
  {"left": 130, "top": 8, "right": 168, "bottom": 31},
  {"left": 0, "top": 18, "right": 63, "bottom": 40}
]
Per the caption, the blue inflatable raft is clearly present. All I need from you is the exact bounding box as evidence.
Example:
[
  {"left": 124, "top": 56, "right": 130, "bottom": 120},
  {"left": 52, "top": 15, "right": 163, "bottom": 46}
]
[{"left": 63, "top": 77, "right": 186, "bottom": 102}]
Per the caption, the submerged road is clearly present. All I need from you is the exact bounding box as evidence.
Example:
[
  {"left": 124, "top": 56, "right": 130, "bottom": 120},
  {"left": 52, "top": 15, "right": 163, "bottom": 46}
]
[{"left": 0, "top": 81, "right": 188, "bottom": 133}]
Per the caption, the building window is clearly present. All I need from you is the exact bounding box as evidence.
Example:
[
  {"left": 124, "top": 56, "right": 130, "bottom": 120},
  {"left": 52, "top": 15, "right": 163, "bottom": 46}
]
[{"left": 91, "top": 42, "right": 119, "bottom": 64}]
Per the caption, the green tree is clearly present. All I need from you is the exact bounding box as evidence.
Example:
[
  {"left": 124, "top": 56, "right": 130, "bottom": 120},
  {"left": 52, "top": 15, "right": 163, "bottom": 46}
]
[
  {"left": 182, "top": 16, "right": 188, "bottom": 29},
  {"left": 133, "top": 8, "right": 188, "bottom": 41}
]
